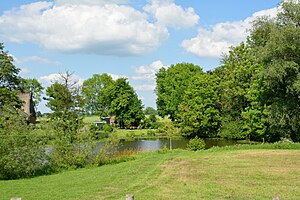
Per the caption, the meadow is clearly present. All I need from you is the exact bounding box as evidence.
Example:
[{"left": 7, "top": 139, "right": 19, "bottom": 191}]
[{"left": 2, "top": 144, "right": 300, "bottom": 200}]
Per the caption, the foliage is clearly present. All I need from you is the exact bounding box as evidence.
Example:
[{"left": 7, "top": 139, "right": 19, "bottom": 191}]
[
  {"left": 108, "top": 78, "right": 144, "bottom": 128},
  {"left": 0, "top": 111, "right": 48, "bottom": 180},
  {"left": 82, "top": 74, "right": 114, "bottom": 116},
  {"left": 139, "top": 114, "right": 159, "bottom": 129},
  {"left": 157, "top": 122, "right": 180, "bottom": 149},
  {"left": 0, "top": 43, "right": 22, "bottom": 109},
  {"left": 144, "top": 106, "right": 157, "bottom": 115},
  {"left": 218, "top": 43, "right": 262, "bottom": 120},
  {"left": 45, "top": 72, "right": 94, "bottom": 169},
  {"left": 218, "top": 120, "right": 245, "bottom": 139},
  {"left": 187, "top": 136, "right": 206, "bottom": 151},
  {"left": 177, "top": 73, "right": 221, "bottom": 138},
  {"left": 247, "top": 1, "right": 300, "bottom": 141},
  {"left": 155, "top": 63, "right": 203, "bottom": 121},
  {"left": 45, "top": 72, "right": 84, "bottom": 140}
]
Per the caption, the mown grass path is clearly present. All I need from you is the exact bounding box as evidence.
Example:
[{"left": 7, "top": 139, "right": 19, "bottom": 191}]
[{"left": 1, "top": 149, "right": 300, "bottom": 199}]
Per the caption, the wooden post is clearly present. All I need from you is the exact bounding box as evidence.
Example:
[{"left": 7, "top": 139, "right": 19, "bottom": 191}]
[
  {"left": 126, "top": 194, "right": 134, "bottom": 200},
  {"left": 10, "top": 198, "right": 22, "bottom": 200}
]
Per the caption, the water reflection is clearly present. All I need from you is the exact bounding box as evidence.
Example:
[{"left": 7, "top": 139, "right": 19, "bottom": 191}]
[{"left": 97, "top": 138, "right": 240, "bottom": 152}]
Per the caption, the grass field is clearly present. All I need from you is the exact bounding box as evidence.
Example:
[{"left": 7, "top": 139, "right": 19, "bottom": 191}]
[{"left": 2, "top": 145, "right": 300, "bottom": 200}]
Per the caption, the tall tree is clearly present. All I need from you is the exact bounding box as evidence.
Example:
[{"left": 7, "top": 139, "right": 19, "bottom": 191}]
[
  {"left": 108, "top": 78, "right": 144, "bottom": 128},
  {"left": 155, "top": 63, "right": 203, "bottom": 121},
  {"left": 0, "top": 43, "right": 22, "bottom": 109},
  {"left": 248, "top": 1, "right": 300, "bottom": 141},
  {"left": 45, "top": 72, "right": 84, "bottom": 142},
  {"left": 178, "top": 73, "right": 221, "bottom": 138},
  {"left": 82, "top": 74, "right": 114, "bottom": 116}
]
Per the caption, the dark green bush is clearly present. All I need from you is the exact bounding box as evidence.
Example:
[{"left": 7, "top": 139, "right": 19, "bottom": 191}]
[{"left": 187, "top": 136, "right": 206, "bottom": 151}]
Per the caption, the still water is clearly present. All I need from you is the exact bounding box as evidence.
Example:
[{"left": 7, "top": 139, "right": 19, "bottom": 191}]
[{"left": 114, "top": 138, "right": 239, "bottom": 152}]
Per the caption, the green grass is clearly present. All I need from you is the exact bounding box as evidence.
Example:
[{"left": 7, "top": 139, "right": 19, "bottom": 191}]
[
  {"left": 111, "top": 128, "right": 182, "bottom": 140},
  {"left": 83, "top": 115, "right": 100, "bottom": 124},
  {"left": 2, "top": 144, "right": 300, "bottom": 199}
]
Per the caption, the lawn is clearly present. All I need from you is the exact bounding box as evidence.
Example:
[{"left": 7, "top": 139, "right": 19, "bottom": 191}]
[
  {"left": 1, "top": 146, "right": 300, "bottom": 200},
  {"left": 83, "top": 115, "right": 101, "bottom": 124}
]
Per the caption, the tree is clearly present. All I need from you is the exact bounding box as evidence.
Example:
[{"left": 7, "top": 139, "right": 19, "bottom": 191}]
[
  {"left": 214, "top": 43, "right": 265, "bottom": 139},
  {"left": 0, "top": 43, "right": 22, "bottom": 109},
  {"left": 108, "top": 78, "right": 144, "bottom": 128},
  {"left": 82, "top": 74, "right": 114, "bottom": 116},
  {"left": 218, "top": 43, "right": 262, "bottom": 120},
  {"left": 248, "top": 1, "right": 300, "bottom": 141},
  {"left": 177, "top": 73, "right": 221, "bottom": 138},
  {"left": 45, "top": 72, "right": 84, "bottom": 141},
  {"left": 45, "top": 72, "right": 94, "bottom": 168},
  {"left": 155, "top": 63, "right": 203, "bottom": 121},
  {"left": 144, "top": 106, "right": 157, "bottom": 115}
]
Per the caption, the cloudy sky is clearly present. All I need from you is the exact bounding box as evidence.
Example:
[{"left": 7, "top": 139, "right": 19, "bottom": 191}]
[{"left": 0, "top": 0, "right": 281, "bottom": 112}]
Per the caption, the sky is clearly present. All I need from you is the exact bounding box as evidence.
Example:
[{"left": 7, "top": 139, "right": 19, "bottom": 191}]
[{"left": 0, "top": 0, "right": 282, "bottom": 113}]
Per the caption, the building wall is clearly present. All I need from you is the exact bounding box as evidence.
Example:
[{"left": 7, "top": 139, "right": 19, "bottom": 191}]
[
  {"left": 17, "top": 92, "right": 36, "bottom": 123},
  {"left": 17, "top": 92, "right": 31, "bottom": 115}
]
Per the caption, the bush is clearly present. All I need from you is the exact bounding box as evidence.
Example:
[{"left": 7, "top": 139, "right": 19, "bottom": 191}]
[
  {"left": 0, "top": 112, "right": 49, "bottom": 180},
  {"left": 102, "top": 124, "right": 113, "bottom": 133},
  {"left": 147, "top": 129, "right": 156, "bottom": 136},
  {"left": 218, "top": 120, "right": 245, "bottom": 139},
  {"left": 187, "top": 136, "right": 206, "bottom": 151}
]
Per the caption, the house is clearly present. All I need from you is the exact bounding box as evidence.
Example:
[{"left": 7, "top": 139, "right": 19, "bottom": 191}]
[{"left": 17, "top": 92, "right": 36, "bottom": 123}]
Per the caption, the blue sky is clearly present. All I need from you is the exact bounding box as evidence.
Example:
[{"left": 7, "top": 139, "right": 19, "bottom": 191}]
[{"left": 0, "top": 0, "right": 282, "bottom": 113}]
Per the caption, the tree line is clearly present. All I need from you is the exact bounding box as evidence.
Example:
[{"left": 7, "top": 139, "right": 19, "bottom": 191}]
[{"left": 156, "top": 1, "right": 300, "bottom": 142}]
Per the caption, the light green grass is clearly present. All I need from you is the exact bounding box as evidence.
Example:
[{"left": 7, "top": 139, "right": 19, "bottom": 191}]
[
  {"left": 83, "top": 115, "right": 100, "bottom": 124},
  {"left": 112, "top": 128, "right": 182, "bottom": 140},
  {"left": 1, "top": 145, "right": 300, "bottom": 200}
]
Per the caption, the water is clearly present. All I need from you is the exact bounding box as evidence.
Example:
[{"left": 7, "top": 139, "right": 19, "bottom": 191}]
[{"left": 100, "top": 138, "right": 240, "bottom": 152}]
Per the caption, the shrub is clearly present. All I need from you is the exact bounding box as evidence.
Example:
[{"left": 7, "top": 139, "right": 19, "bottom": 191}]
[
  {"left": 147, "top": 129, "right": 156, "bottom": 136},
  {"left": 102, "top": 124, "right": 113, "bottom": 133},
  {"left": 0, "top": 112, "right": 49, "bottom": 180},
  {"left": 187, "top": 136, "right": 206, "bottom": 151}
]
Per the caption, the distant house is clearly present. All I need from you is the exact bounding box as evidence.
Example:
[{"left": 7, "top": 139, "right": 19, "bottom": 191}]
[
  {"left": 92, "top": 116, "right": 116, "bottom": 128},
  {"left": 17, "top": 92, "right": 36, "bottom": 123}
]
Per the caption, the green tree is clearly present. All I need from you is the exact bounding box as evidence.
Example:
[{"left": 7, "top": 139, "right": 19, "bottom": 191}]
[
  {"left": 0, "top": 43, "right": 22, "bottom": 109},
  {"left": 82, "top": 74, "right": 114, "bottom": 116},
  {"left": 215, "top": 43, "right": 265, "bottom": 139},
  {"left": 45, "top": 72, "right": 84, "bottom": 142},
  {"left": 248, "top": 1, "right": 300, "bottom": 141},
  {"left": 155, "top": 63, "right": 203, "bottom": 121},
  {"left": 109, "top": 78, "right": 144, "bottom": 128},
  {"left": 144, "top": 106, "right": 157, "bottom": 115},
  {"left": 177, "top": 73, "right": 221, "bottom": 138}
]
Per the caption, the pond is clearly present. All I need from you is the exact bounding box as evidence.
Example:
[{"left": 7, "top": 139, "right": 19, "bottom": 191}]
[{"left": 104, "top": 138, "right": 241, "bottom": 152}]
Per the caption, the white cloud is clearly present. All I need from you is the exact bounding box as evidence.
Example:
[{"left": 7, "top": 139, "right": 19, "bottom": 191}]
[
  {"left": 0, "top": 2, "right": 168, "bottom": 56},
  {"left": 144, "top": 0, "right": 199, "bottom": 28},
  {"left": 131, "top": 60, "right": 167, "bottom": 92},
  {"left": 108, "top": 73, "right": 128, "bottom": 81},
  {"left": 39, "top": 73, "right": 84, "bottom": 87},
  {"left": 182, "top": 7, "right": 278, "bottom": 58},
  {"left": 134, "top": 84, "right": 156, "bottom": 91},
  {"left": 56, "top": 0, "right": 128, "bottom": 6},
  {"left": 132, "top": 60, "right": 166, "bottom": 81},
  {"left": 19, "top": 56, "right": 61, "bottom": 65},
  {"left": 20, "top": 68, "right": 30, "bottom": 75}
]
